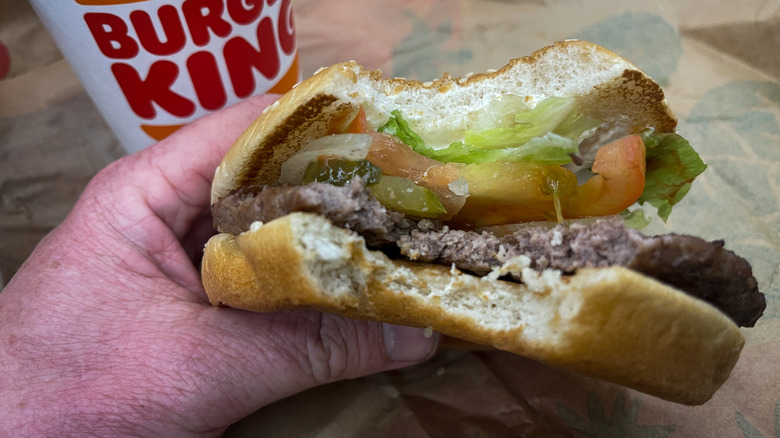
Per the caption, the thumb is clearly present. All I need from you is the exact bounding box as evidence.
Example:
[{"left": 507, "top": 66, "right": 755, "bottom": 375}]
[{"left": 199, "top": 309, "right": 439, "bottom": 420}]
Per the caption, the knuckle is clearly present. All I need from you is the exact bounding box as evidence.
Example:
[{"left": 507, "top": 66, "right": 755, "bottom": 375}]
[{"left": 296, "top": 313, "right": 363, "bottom": 385}]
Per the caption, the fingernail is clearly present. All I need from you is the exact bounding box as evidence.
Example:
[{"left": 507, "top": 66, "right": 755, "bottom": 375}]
[{"left": 381, "top": 323, "right": 439, "bottom": 362}]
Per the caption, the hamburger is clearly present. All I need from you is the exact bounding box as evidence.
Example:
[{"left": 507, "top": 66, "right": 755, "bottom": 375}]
[{"left": 201, "top": 41, "right": 765, "bottom": 405}]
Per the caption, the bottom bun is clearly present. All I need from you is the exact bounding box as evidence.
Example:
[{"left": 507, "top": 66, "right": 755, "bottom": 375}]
[{"left": 202, "top": 212, "right": 745, "bottom": 405}]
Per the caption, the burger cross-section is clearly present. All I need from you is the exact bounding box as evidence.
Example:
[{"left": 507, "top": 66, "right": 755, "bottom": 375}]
[{"left": 201, "top": 41, "right": 765, "bottom": 405}]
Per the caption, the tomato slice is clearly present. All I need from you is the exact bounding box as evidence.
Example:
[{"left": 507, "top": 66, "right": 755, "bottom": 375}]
[
  {"left": 365, "top": 132, "right": 466, "bottom": 217},
  {"left": 562, "top": 134, "right": 646, "bottom": 217},
  {"left": 454, "top": 161, "right": 579, "bottom": 226},
  {"left": 453, "top": 135, "right": 645, "bottom": 227},
  {"left": 345, "top": 107, "right": 371, "bottom": 134}
]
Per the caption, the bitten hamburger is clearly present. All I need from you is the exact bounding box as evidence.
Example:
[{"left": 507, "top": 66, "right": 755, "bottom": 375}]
[{"left": 201, "top": 41, "right": 765, "bottom": 405}]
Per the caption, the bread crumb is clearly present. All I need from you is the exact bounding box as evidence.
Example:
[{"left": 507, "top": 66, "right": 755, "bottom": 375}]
[
  {"left": 249, "top": 221, "right": 264, "bottom": 233},
  {"left": 551, "top": 230, "right": 563, "bottom": 246}
]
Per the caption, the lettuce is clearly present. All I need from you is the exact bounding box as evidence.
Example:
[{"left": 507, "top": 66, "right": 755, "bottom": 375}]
[
  {"left": 619, "top": 208, "right": 652, "bottom": 230},
  {"left": 639, "top": 131, "right": 708, "bottom": 221},
  {"left": 378, "top": 97, "right": 599, "bottom": 165},
  {"left": 465, "top": 97, "right": 574, "bottom": 149},
  {"left": 397, "top": 133, "right": 576, "bottom": 165},
  {"left": 466, "top": 97, "right": 600, "bottom": 150},
  {"left": 376, "top": 110, "right": 434, "bottom": 156}
]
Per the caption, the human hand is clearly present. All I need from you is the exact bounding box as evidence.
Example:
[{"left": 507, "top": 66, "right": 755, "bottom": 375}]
[{"left": 0, "top": 95, "right": 439, "bottom": 437}]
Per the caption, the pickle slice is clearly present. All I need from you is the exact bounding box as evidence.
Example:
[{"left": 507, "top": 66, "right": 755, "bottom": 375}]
[
  {"left": 302, "top": 158, "right": 382, "bottom": 186},
  {"left": 369, "top": 176, "right": 446, "bottom": 218},
  {"left": 301, "top": 158, "right": 445, "bottom": 218}
]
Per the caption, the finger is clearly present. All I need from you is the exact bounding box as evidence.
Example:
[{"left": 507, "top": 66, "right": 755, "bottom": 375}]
[
  {"left": 66, "top": 95, "right": 279, "bottom": 294},
  {"left": 138, "top": 94, "right": 280, "bottom": 239},
  {"left": 193, "top": 309, "right": 439, "bottom": 425}
]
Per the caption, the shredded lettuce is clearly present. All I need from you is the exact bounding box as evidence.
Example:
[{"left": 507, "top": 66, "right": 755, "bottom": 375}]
[{"left": 639, "top": 131, "right": 708, "bottom": 221}]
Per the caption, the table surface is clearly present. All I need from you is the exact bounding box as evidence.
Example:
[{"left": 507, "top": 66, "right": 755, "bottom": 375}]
[{"left": 1, "top": 0, "right": 779, "bottom": 436}]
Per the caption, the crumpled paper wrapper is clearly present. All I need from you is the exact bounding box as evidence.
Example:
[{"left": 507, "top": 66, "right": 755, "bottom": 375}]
[{"left": 2, "top": 0, "right": 778, "bottom": 435}]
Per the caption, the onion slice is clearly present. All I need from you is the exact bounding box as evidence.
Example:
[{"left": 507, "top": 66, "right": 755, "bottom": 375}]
[{"left": 280, "top": 134, "right": 373, "bottom": 184}]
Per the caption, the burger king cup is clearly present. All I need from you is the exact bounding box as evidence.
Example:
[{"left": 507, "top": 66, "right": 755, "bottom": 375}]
[{"left": 29, "top": 0, "right": 300, "bottom": 153}]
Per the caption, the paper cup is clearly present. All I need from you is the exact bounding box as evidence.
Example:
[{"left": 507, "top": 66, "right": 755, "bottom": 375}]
[{"left": 29, "top": 0, "right": 300, "bottom": 153}]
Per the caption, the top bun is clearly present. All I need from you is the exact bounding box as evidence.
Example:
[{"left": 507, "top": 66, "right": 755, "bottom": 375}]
[{"left": 212, "top": 40, "right": 677, "bottom": 203}]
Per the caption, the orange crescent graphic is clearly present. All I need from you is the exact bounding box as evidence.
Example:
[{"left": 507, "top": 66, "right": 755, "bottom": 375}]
[
  {"left": 139, "top": 53, "right": 301, "bottom": 142},
  {"left": 140, "top": 123, "right": 186, "bottom": 141}
]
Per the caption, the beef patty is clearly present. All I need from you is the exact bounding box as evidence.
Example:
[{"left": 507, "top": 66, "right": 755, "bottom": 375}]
[{"left": 212, "top": 179, "right": 765, "bottom": 327}]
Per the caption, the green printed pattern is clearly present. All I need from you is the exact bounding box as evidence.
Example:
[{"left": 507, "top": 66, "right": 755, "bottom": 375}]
[
  {"left": 556, "top": 391, "right": 675, "bottom": 437},
  {"left": 392, "top": 11, "right": 473, "bottom": 81},
  {"left": 736, "top": 398, "right": 780, "bottom": 437}
]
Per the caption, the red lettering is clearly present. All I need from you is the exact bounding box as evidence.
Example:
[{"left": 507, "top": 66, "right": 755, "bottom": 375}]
[
  {"left": 227, "top": 0, "right": 263, "bottom": 25},
  {"left": 187, "top": 51, "right": 227, "bottom": 110},
  {"left": 182, "top": 0, "right": 232, "bottom": 46},
  {"left": 129, "top": 6, "right": 186, "bottom": 56},
  {"left": 111, "top": 62, "right": 196, "bottom": 119},
  {"left": 278, "top": 0, "right": 295, "bottom": 56},
  {"left": 84, "top": 13, "right": 139, "bottom": 59},
  {"left": 224, "top": 17, "right": 280, "bottom": 98}
]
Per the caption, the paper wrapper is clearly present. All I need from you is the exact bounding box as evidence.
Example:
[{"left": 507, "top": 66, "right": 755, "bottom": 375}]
[{"left": 1, "top": 0, "right": 778, "bottom": 435}]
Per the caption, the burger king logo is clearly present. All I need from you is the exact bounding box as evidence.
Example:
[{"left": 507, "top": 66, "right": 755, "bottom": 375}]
[{"left": 67, "top": 0, "right": 298, "bottom": 146}]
